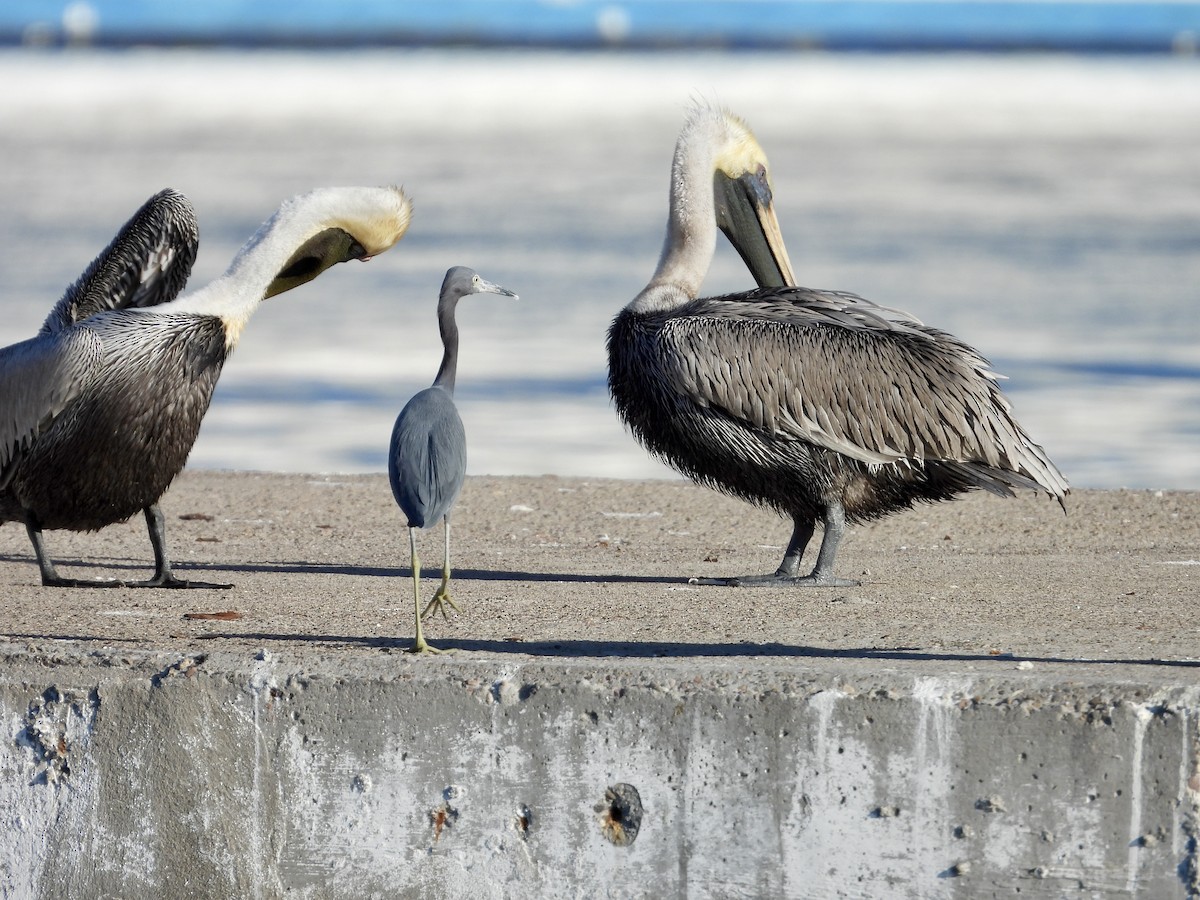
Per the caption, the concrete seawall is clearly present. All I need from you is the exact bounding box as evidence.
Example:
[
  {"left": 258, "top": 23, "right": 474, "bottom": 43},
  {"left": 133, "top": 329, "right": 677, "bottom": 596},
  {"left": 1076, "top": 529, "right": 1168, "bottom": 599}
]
[
  {"left": 2, "top": 649, "right": 1197, "bottom": 898},
  {"left": 0, "top": 473, "right": 1197, "bottom": 897}
]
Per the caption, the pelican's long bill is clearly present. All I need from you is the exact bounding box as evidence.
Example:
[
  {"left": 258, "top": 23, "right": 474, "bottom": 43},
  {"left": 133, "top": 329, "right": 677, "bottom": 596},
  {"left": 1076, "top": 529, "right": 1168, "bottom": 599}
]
[
  {"left": 713, "top": 168, "right": 796, "bottom": 289},
  {"left": 265, "top": 227, "right": 371, "bottom": 299},
  {"left": 256, "top": 184, "right": 412, "bottom": 300}
]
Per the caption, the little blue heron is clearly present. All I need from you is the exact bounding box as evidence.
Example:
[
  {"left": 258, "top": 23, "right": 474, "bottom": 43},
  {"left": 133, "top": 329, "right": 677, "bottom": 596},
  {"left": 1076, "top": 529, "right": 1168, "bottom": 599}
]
[{"left": 389, "top": 266, "right": 518, "bottom": 654}]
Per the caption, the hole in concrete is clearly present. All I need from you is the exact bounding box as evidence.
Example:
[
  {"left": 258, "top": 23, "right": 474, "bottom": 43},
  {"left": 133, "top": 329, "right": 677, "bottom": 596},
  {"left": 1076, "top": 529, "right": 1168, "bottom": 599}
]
[
  {"left": 514, "top": 804, "right": 532, "bottom": 839},
  {"left": 430, "top": 803, "right": 459, "bottom": 842},
  {"left": 597, "top": 783, "right": 642, "bottom": 846},
  {"left": 937, "top": 860, "right": 971, "bottom": 879}
]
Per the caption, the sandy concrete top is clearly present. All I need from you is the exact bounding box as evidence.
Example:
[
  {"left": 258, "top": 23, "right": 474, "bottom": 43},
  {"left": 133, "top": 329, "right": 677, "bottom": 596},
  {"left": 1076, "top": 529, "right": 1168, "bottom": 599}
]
[{"left": 0, "top": 472, "right": 1195, "bottom": 684}]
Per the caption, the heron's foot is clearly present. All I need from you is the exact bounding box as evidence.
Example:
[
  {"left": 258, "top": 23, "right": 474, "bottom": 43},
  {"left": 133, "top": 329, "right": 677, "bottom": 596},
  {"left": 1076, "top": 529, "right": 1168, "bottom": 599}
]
[
  {"left": 689, "top": 572, "right": 860, "bottom": 588},
  {"left": 129, "top": 573, "right": 233, "bottom": 589},
  {"left": 407, "top": 636, "right": 451, "bottom": 655},
  {"left": 421, "top": 588, "right": 461, "bottom": 622}
]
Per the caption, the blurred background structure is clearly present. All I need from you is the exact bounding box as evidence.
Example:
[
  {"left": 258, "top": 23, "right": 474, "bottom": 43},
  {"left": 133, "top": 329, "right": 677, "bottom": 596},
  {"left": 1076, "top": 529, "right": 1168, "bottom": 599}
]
[
  {"left": 2, "top": 1, "right": 1200, "bottom": 52},
  {"left": 0, "top": 2, "right": 1198, "bottom": 489}
]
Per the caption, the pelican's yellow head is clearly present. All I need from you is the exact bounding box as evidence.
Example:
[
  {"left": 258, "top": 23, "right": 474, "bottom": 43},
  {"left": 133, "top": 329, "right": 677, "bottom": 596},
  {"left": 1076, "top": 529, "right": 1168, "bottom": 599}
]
[
  {"left": 695, "top": 107, "right": 796, "bottom": 289},
  {"left": 709, "top": 109, "right": 767, "bottom": 181},
  {"left": 264, "top": 185, "right": 413, "bottom": 299}
]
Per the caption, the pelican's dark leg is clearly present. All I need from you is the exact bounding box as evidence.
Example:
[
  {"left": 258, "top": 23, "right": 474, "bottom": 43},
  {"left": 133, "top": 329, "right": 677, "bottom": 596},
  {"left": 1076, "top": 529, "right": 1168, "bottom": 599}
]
[
  {"left": 695, "top": 505, "right": 859, "bottom": 587},
  {"left": 421, "top": 516, "right": 461, "bottom": 622},
  {"left": 25, "top": 518, "right": 123, "bottom": 588},
  {"left": 800, "top": 501, "right": 860, "bottom": 587},
  {"left": 408, "top": 526, "right": 446, "bottom": 654},
  {"left": 775, "top": 516, "right": 816, "bottom": 577},
  {"left": 26, "top": 520, "right": 68, "bottom": 586},
  {"left": 129, "top": 504, "right": 232, "bottom": 589},
  {"left": 690, "top": 515, "right": 813, "bottom": 586}
]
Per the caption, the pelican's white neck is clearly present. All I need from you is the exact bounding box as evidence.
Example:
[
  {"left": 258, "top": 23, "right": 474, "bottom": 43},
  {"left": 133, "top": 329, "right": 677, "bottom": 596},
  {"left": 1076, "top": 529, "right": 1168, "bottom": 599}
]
[
  {"left": 159, "top": 201, "right": 311, "bottom": 349},
  {"left": 626, "top": 111, "right": 724, "bottom": 316},
  {"left": 155, "top": 186, "right": 411, "bottom": 351}
]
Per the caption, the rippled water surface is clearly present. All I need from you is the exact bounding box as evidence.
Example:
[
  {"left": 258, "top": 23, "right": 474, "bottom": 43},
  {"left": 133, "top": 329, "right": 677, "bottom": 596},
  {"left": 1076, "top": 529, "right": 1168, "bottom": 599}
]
[{"left": 1, "top": 48, "right": 1197, "bottom": 488}]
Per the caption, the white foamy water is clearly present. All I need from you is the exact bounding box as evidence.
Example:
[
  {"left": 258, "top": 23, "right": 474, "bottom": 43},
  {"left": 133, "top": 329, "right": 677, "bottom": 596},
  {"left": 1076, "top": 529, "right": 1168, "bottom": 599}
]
[{"left": 0, "top": 48, "right": 1197, "bottom": 488}]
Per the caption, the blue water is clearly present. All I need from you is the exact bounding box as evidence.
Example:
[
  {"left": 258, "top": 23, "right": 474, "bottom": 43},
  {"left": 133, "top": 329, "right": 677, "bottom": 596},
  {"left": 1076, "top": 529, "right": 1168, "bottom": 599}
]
[
  {"left": 3, "top": 0, "right": 1200, "bottom": 51},
  {"left": 0, "top": 48, "right": 1197, "bottom": 488}
]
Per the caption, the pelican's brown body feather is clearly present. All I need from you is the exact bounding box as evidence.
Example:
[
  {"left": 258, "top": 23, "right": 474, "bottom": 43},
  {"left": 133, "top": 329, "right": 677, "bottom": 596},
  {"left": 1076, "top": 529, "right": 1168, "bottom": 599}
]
[
  {"left": 0, "top": 312, "right": 227, "bottom": 532},
  {"left": 609, "top": 287, "right": 1067, "bottom": 530},
  {"left": 1, "top": 189, "right": 206, "bottom": 535}
]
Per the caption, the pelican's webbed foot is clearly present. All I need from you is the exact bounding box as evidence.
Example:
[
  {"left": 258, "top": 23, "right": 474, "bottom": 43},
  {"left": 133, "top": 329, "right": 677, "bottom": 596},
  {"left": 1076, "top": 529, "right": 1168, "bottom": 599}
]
[
  {"left": 136, "top": 504, "right": 231, "bottom": 588},
  {"left": 688, "top": 506, "right": 858, "bottom": 587},
  {"left": 40, "top": 575, "right": 127, "bottom": 589},
  {"left": 689, "top": 571, "right": 861, "bottom": 588},
  {"left": 25, "top": 521, "right": 125, "bottom": 588},
  {"left": 128, "top": 573, "right": 233, "bottom": 590}
]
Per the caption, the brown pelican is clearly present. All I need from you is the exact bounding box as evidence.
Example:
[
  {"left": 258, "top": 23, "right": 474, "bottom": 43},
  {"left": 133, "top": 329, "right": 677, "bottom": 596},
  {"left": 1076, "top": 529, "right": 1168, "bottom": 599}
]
[
  {"left": 1, "top": 185, "right": 412, "bottom": 587},
  {"left": 607, "top": 105, "right": 1068, "bottom": 586},
  {"left": 389, "top": 266, "right": 518, "bottom": 653}
]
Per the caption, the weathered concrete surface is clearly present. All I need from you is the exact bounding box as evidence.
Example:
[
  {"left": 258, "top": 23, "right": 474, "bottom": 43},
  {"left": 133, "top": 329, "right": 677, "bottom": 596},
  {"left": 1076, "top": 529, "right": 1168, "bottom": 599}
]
[
  {"left": 0, "top": 474, "right": 1198, "bottom": 897},
  {"left": 1, "top": 648, "right": 1197, "bottom": 898}
]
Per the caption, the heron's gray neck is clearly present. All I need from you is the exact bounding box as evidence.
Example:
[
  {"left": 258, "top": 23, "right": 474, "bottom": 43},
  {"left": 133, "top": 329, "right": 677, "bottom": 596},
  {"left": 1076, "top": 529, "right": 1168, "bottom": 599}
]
[
  {"left": 433, "top": 296, "right": 459, "bottom": 393},
  {"left": 627, "top": 119, "right": 720, "bottom": 316}
]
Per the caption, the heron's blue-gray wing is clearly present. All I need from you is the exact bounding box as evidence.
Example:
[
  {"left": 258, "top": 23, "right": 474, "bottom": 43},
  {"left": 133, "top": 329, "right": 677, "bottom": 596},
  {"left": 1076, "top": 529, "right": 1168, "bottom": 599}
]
[
  {"left": 40, "top": 189, "right": 198, "bottom": 335},
  {"left": 659, "top": 288, "right": 1068, "bottom": 495},
  {"left": 388, "top": 387, "right": 467, "bottom": 529},
  {"left": 0, "top": 328, "right": 98, "bottom": 488}
]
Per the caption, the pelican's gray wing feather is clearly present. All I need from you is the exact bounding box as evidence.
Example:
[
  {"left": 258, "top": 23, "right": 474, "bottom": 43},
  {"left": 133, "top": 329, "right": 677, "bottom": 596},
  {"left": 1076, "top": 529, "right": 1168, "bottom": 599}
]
[
  {"left": 40, "top": 189, "right": 198, "bottom": 335},
  {"left": 660, "top": 288, "right": 1068, "bottom": 495},
  {"left": 0, "top": 329, "right": 100, "bottom": 486}
]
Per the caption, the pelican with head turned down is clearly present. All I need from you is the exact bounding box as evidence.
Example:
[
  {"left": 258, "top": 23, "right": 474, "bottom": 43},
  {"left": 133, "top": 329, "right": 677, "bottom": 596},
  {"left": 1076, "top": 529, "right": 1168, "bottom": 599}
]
[
  {"left": 607, "top": 105, "right": 1068, "bottom": 586},
  {"left": 1, "top": 185, "right": 412, "bottom": 587}
]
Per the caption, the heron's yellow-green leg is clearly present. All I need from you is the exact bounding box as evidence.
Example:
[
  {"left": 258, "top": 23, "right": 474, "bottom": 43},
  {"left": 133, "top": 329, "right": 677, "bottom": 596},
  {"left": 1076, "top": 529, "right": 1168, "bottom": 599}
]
[
  {"left": 407, "top": 527, "right": 445, "bottom": 654},
  {"left": 421, "top": 517, "right": 462, "bottom": 621}
]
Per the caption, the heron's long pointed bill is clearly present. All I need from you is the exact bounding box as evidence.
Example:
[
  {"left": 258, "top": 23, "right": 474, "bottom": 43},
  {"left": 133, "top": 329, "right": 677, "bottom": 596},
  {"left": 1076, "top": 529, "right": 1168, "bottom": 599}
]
[
  {"left": 478, "top": 278, "right": 519, "bottom": 301},
  {"left": 714, "top": 170, "right": 796, "bottom": 289},
  {"left": 264, "top": 227, "right": 370, "bottom": 299}
]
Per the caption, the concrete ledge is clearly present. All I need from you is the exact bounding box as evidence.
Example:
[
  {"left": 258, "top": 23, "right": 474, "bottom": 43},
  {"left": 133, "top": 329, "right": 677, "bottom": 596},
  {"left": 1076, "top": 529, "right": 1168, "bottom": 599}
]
[
  {"left": 1, "top": 474, "right": 1198, "bottom": 897},
  {"left": 1, "top": 647, "right": 1197, "bottom": 898}
]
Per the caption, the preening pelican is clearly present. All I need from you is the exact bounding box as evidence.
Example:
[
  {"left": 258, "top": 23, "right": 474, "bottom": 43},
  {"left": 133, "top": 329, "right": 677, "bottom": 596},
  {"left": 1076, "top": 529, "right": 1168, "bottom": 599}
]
[
  {"left": 607, "top": 106, "right": 1068, "bottom": 586},
  {"left": 1, "top": 185, "right": 412, "bottom": 587},
  {"left": 389, "top": 266, "right": 518, "bottom": 654},
  {"left": 41, "top": 188, "right": 200, "bottom": 334}
]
